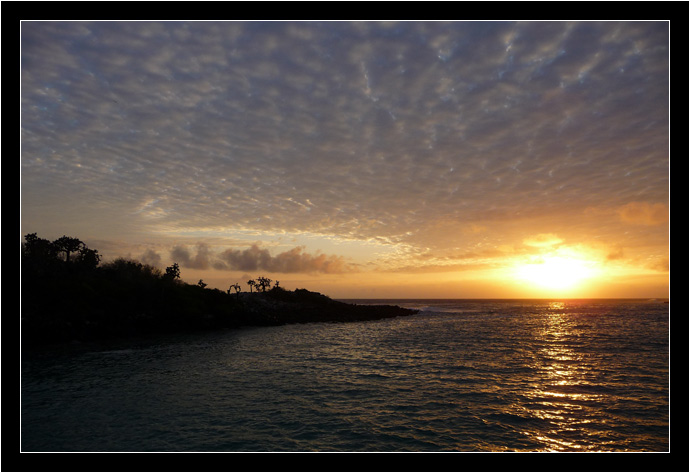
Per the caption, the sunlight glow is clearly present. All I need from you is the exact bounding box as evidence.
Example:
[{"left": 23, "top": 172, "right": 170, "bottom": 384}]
[{"left": 514, "top": 255, "right": 596, "bottom": 291}]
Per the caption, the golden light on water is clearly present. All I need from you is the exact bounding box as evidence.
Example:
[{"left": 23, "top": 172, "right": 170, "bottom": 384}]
[{"left": 522, "top": 306, "right": 607, "bottom": 452}]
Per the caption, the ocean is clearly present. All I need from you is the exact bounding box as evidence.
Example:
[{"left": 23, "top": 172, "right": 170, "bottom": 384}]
[{"left": 20, "top": 299, "right": 669, "bottom": 453}]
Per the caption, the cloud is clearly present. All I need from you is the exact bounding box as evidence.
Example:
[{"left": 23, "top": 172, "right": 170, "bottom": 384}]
[
  {"left": 170, "top": 243, "right": 214, "bottom": 270},
  {"left": 219, "top": 244, "right": 353, "bottom": 274},
  {"left": 523, "top": 233, "right": 563, "bottom": 247},
  {"left": 217, "top": 244, "right": 272, "bottom": 272},
  {"left": 647, "top": 256, "right": 669, "bottom": 273},
  {"left": 20, "top": 21, "right": 669, "bottom": 273},
  {"left": 617, "top": 202, "right": 668, "bottom": 226},
  {"left": 606, "top": 247, "right": 625, "bottom": 261},
  {"left": 140, "top": 248, "right": 162, "bottom": 268},
  {"left": 168, "top": 242, "right": 355, "bottom": 274}
]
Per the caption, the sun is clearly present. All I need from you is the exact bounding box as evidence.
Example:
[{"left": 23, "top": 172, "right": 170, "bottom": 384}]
[{"left": 514, "top": 254, "right": 596, "bottom": 292}]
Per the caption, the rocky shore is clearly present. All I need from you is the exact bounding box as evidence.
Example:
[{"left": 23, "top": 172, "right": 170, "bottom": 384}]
[
  {"left": 237, "top": 288, "right": 418, "bottom": 326},
  {"left": 22, "top": 285, "right": 418, "bottom": 347},
  {"left": 21, "top": 233, "right": 418, "bottom": 347}
]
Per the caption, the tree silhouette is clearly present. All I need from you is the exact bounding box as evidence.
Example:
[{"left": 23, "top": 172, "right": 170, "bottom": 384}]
[
  {"left": 101, "top": 257, "right": 162, "bottom": 280},
  {"left": 23, "top": 233, "right": 102, "bottom": 273},
  {"left": 74, "top": 246, "right": 101, "bottom": 270},
  {"left": 22, "top": 233, "right": 58, "bottom": 263},
  {"left": 53, "top": 235, "right": 84, "bottom": 263},
  {"left": 197, "top": 279, "right": 207, "bottom": 289},
  {"left": 164, "top": 263, "right": 180, "bottom": 281},
  {"left": 256, "top": 276, "right": 272, "bottom": 292},
  {"left": 228, "top": 283, "right": 242, "bottom": 299},
  {"left": 247, "top": 279, "right": 256, "bottom": 293}
]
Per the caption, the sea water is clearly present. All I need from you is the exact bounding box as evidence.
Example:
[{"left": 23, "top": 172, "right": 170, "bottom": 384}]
[{"left": 21, "top": 299, "right": 669, "bottom": 452}]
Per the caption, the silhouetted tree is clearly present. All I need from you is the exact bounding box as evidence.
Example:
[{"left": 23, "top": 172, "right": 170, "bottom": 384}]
[
  {"left": 164, "top": 263, "right": 181, "bottom": 281},
  {"left": 101, "top": 258, "right": 162, "bottom": 281},
  {"left": 23, "top": 233, "right": 57, "bottom": 259},
  {"left": 228, "top": 283, "right": 242, "bottom": 299},
  {"left": 247, "top": 279, "right": 256, "bottom": 293},
  {"left": 53, "top": 235, "right": 84, "bottom": 263},
  {"left": 23, "top": 233, "right": 102, "bottom": 275},
  {"left": 197, "top": 279, "right": 207, "bottom": 289},
  {"left": 22, "top": 233, "right": 58, "bottom": 268},
  {"left": 74, "top": 246, "right": 101, "bottom": 270},
  {"left": 257, "top": 276, "right": 272, "bottom": 292},
  {"left": 22, "top": 233, "right": 58, "bottom": 278}
]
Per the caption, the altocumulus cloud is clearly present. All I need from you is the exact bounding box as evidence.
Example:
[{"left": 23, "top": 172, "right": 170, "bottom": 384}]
[
  {"left": 21, "top": 21, "right": 668, "bottom": 266},
  {"left": 170, "top": 243, "right": 354, "bottom": 274}
]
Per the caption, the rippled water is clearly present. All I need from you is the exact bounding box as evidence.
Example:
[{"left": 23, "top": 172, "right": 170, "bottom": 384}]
[{"left": 21, "top": 299, "right": 669, "bottom": 452}]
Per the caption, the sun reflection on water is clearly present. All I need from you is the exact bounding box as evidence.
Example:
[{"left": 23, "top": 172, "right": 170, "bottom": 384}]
[
  {"left": 547, "top": 301, "right": 566, "bottom": 311},
  {"left": 521, "top": 305, "right": 605, "bottom": 451}
]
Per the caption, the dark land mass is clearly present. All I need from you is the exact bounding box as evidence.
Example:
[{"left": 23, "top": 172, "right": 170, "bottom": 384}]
[{"left": 21, "top": 234, "right": 418, "bottom": 348}]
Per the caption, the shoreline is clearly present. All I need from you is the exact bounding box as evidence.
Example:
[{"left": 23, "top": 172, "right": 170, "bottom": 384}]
[{"left": 22, "top": 288, "right": 419, "bottom": 349}]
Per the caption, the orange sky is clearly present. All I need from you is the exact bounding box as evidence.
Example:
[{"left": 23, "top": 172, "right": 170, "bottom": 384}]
[{"left": 21, "top": 21, "right": 669, "bottom": 298}]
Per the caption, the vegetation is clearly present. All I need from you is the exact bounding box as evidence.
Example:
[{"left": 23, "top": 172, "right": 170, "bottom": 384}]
[
  {"left": 227, "top": 283, "right": 242, "bottom": 300},
  {"left": 21, "top": 233, "right": 418, "bottom": 347}
]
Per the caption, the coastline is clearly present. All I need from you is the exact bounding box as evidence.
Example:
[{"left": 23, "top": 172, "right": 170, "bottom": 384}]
[{"left": 21, "top": 287, "right": 419, "bottom": 349}]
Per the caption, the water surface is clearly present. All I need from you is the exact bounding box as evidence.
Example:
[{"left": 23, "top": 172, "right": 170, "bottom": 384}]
[{"left": 21, "top": 299, "right": 669, "bottom": 452}]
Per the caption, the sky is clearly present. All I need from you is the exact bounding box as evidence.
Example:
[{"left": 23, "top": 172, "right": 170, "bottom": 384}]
[{"left": 20, "top": 21, "right": 669, "bottom": 299}]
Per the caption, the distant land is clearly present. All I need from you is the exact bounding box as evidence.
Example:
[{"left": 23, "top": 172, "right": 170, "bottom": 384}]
[{"left": 21, "top": 233, "right": 418, "bottom": 347}]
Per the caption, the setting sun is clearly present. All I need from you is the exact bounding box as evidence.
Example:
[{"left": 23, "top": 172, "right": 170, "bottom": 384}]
[
  {"left": 20, "top": 20, "right": 669, "bottom": 455},
  {"left": 21, "top": 21, "right": 669, "bottom": 300},
  {"left": 514, "top": 254, "right": 597, "bottom": 292}
]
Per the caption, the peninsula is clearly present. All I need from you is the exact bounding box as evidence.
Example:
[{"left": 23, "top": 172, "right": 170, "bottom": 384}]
[{"left": 21, "top": 234, "right": 418, "bottom": 346}]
